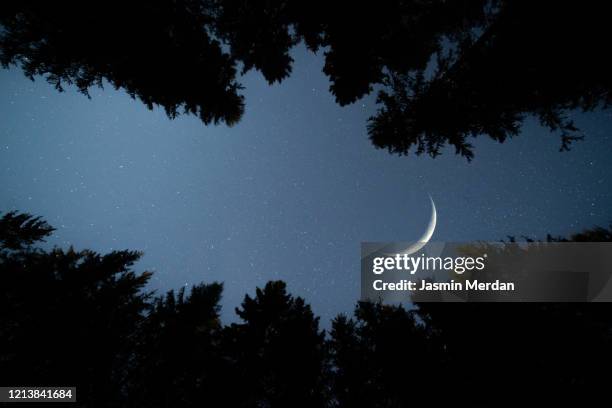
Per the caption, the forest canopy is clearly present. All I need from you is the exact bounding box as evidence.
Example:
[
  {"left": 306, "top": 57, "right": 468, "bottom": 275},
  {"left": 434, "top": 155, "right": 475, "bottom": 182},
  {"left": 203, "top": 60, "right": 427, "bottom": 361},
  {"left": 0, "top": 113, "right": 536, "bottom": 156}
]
[
  {"left": 2, "top": 1, "right": 610, "bottom": 159},
  {"left": 2, "top": 211, "right": 612, "bottom": 406}
]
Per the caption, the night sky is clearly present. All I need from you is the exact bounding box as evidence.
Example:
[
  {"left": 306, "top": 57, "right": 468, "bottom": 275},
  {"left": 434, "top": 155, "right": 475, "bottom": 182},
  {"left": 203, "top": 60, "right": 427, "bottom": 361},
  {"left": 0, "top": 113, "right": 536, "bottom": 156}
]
[{"left": 2, "top": 45, "right": 611, "bottom": 322}]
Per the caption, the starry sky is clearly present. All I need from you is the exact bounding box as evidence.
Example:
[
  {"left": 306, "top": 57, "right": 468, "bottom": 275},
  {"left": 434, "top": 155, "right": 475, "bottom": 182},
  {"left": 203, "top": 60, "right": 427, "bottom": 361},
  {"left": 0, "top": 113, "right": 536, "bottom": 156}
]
[{"left": 1, "top": 45, "right": 611, "bottom": 323}]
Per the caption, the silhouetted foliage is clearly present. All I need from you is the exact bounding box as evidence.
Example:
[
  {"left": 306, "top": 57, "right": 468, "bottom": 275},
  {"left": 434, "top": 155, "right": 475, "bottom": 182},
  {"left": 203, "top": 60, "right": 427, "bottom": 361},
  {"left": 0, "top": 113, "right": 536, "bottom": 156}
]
[
  {"left": 2, "top": 212, "right": 612, "bottom": 407},
  {"left": 225, "top": 281, "right": 328, "bottom": 408},
  {"left": 2, "top": 1, "right": 610, "bottom": 158},
  {"left": 0, "top": 212, "right": 152, "bottom": 407},
  {"left": 547, "top": 224, "right": 612, "bottom": 242},
  {"left": 0, "top": 211, "right": 54, "bottom": 250},
  {"left": 129, "top": 283, "right": 228, "bottom": 408},
  {"left": 367, "top": 1, "right": 612, "bottom": 160},
  {"left": 0, "top": 1, "right": 244, "bottom": 125},
  {"left": 412, "top": 301, "right": 612, "bottom": 407},
  {"left": 330, "top": 303, "right": 444, "bottom": 408}
]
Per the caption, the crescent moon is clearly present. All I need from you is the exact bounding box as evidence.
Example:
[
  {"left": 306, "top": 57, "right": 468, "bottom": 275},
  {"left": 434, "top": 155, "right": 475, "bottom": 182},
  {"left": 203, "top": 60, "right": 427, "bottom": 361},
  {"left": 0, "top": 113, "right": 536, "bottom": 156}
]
[{"left": 398, "top": 196, "right": 436, "bottom": 255}]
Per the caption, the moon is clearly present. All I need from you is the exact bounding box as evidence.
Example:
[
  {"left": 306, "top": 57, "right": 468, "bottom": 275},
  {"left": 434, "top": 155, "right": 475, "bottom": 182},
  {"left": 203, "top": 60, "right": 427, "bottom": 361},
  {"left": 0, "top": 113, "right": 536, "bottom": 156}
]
[{"left": 398, "top": 195, "right": 436, "bottom": 255}]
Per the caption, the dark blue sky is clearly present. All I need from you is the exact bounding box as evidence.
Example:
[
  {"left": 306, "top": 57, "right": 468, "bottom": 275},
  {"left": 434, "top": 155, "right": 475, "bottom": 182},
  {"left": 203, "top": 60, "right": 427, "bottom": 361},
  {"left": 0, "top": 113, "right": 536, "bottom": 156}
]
[{"left": 1, "top": 45, "right": 611, "bottom": 322}]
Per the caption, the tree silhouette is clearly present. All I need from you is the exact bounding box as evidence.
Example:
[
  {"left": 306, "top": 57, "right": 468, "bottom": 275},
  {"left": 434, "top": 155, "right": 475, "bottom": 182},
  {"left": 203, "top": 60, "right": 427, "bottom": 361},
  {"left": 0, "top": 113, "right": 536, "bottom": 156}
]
[
  {"left": 0, "top": 1, "right": 244, "bottom": 125},
  {"left": 0, "top": 212, "right": 152, "bottom": 407},
  {"left": 3, "top": 1, "right": 611, "bottom": 158},
  {"left": 368, "top": 1, "right": 612, "bottom": 160},
  {"left": 128, "top": 283, "right": 228, "bottom": 408},
  {"left": 413, "top": 226, "right": 612, "bottom": 406},
  {"left": 412, "top": 302, "right": 612, "bottom": 406},
  {"left": 2, "top": 211, "right": 612, "bottom": 406},
  {"left": 225, "top": 281, "right": 329, "bottom": 408},
  {"left": 330, "top": 302, "right": 445, "bottom": 408},
  {"left": 0, "top": 210, "right": 55, "bottom": 250},
  {"left": 546, "top": 224, "right": 612, "bottom": 242}
]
